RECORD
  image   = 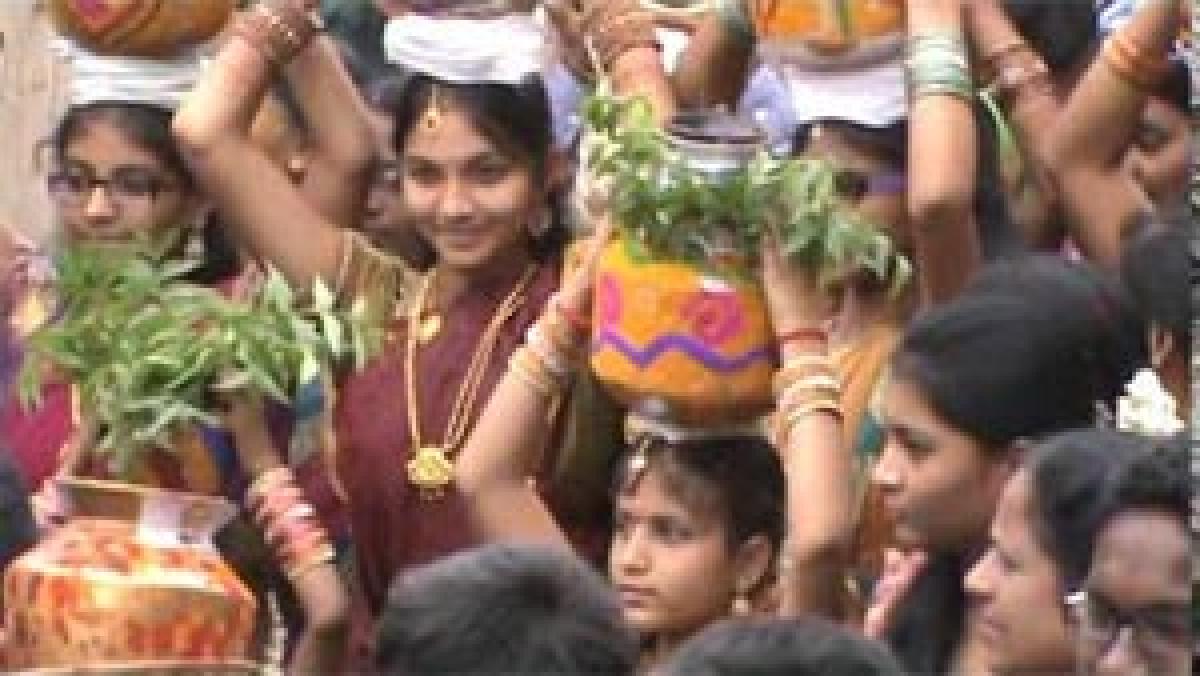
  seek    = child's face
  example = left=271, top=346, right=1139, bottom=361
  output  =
left=607, top=468, right=741, bottom=642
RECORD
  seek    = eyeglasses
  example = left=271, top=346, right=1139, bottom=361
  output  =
left=832, top=168, right=907, bottom=202
left=47, top=165, right=177, bottom=209
left=1065, top=590, right=1192, bottom=661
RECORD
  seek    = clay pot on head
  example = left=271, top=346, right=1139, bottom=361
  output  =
left=589, top=110, right=776, bottom=428
left=48, top=0, right=236, bottom=57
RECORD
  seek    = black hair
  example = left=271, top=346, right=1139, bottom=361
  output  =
left=50, top=103, right=239, bottom=285
left=1002, top=0, right=1098, bottom=76
left=1102, top=433, right=1190, bottom=529
left=794, top=120, right=908, bottom=171
left=1121, top=214, right=1193, bottom=355
left=663, top=617, right=905, bottom=676
left=883, top=553, right=970, bottom=675
left=615, top=436, right=786, bottom=557
left=52, top=103, right=191, bottom=187
left=374, top=543, right=637, bottom=676
left=1155, top=59, right=1191, bottom=114
left=384, top=74, right=569, bottom=262
left=1025, top=428, right=1149, bottom=593
left=892, top=255, right=1145, bottom=450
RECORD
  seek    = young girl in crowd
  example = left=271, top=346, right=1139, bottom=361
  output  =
left=455, top=204, right=855, bottom=671
left=867, top=255, right=1145, bottom=673
left=0, top=21, right=365, bottom=670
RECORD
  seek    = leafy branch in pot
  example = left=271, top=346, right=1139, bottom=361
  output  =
left=18, top=244, right=382, bottom=476
left=582, top=83, right=910, bottom=289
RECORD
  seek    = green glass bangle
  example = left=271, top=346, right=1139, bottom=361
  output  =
left=909, top=79, right=976, bottom=102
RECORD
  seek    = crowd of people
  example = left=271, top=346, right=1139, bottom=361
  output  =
left=0, top=0, right=1194, bottom=673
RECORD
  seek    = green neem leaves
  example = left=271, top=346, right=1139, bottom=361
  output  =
left=18, top=244, right=379, bottom=476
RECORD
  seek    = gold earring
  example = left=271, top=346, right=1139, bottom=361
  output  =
left=731, top=592, right=752, bottom=616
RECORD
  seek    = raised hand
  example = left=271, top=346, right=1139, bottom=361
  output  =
left=863, top=547, right=929, bottom=638
left=759, top=234, right=836, bottom=340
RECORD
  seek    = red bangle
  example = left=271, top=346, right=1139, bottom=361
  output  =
left=777, top=326, right=829, bottom=347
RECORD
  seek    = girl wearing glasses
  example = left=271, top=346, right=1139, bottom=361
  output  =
left=1076, top=436, right=1191, bottom=676
left=0, top=24, right=375, bottom=669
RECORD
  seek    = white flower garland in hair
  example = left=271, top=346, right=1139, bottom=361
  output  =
left=1115, top=369, right=1185, bottom=438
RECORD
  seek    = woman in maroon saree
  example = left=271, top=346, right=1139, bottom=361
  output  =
left=173, top=8, right=615, bottom=667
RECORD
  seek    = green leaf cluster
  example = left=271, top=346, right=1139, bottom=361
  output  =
left=582, top=84, right=910, bottom=289
left=17, top=244, right=381, bottom=476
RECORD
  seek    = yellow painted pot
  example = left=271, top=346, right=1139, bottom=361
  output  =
left=48, top=0, right=235, bottom=57
left=3, top=479, right=256, bottom=670
left=590, top=238, right=776, bottom=426
left=751, top=0, right=905, bottom=67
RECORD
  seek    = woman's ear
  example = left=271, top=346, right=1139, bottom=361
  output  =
left=1003, top=439, right=1032, bottom=473
left=544, top=148, right=573, bottom=195
left=733, top=534, right=774, bottom=594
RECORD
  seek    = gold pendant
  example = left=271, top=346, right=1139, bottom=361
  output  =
left=416, top=314, right=442, bottom=343
left=407, top=445, right=455, bottom=498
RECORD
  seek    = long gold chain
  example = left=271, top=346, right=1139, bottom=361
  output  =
left=403, top=264, right=538, bottom=497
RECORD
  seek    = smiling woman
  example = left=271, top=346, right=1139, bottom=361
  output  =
left=964, top=428, right=1147, bottom=675
left=170, top=6, right=609, bottom=669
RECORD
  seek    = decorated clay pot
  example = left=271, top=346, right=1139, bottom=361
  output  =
left=47, top=0, right=235, bottom=57
left=751, top=0, right=905, bottom=68
left=3, top=479, right=256, bottom=670
left=590, top=237, right=776, bottom=426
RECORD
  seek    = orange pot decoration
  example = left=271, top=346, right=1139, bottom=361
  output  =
left=3, top=481, right=256, bottom=670
left=751, top=0, right=905, bottom=65
left=48, top=0, right=235, bottom=57
left=590, top=238, right=776, bottom=426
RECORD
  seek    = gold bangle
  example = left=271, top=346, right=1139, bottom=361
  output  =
left=779, top=386, right=842, bottom=413
left=784, top=400, right=844, bottom=429
left=777, top=354, right=834, bottom=375
left=510, top=347, right=561, bottom=396
left=247, top=466, right=294, bottom=505
left=286, top=543, right=337, bottom=582
left=773, top=363, right=838, bottom=396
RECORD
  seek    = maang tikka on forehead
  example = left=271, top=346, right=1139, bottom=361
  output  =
left=422, top=85, right=445, bottom=131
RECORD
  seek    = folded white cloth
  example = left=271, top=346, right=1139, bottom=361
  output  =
left=768, top=55, right=908, bottom=128
left=383, top=13, right=551, bottom=84
left=53, top=38, right=207, bottom=111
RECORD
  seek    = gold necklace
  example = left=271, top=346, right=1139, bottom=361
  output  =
left=404, top=264, right=538, bottom=498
